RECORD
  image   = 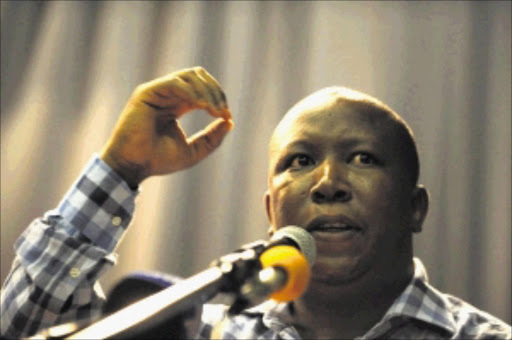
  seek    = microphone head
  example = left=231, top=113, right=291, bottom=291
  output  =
left=270, top=226, right=317, bottom=267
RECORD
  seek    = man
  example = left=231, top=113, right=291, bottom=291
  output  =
left=1, top=67, right=510, bottom=339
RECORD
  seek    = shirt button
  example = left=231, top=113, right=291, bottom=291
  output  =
left=112, top=216, right=122, bottom=226
left=69, top=267, right=80, bottom=278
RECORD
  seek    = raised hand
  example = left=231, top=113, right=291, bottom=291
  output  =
left=100, top=67, right=233, bottom=188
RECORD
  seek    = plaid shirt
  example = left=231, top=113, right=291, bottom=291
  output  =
left=1, top=155, right=510, bottom=339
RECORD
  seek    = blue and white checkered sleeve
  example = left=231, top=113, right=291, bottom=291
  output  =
left=0, top=154, right=139, bottom=338
left=55, top=154, right=137, bottom=252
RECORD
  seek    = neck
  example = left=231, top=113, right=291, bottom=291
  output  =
left=290, top=258, right=414, bottom=339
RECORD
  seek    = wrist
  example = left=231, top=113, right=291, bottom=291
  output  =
left=99, top=150, right=147, bottom=190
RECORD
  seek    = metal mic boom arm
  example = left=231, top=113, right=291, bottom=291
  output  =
left=66, top=246, right=265, bottom=339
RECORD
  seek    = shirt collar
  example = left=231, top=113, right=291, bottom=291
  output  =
left=243, top=299, right=289, bottom=330
left=243, top=257, right=457, bottom=336
left=379, top=257, right=457, bottom=335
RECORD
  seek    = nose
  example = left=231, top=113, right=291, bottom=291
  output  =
left=310, top=159, right=352, bottom=204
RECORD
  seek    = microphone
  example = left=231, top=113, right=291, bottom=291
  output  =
left=225, top=226, right=316, bottom=314
left=266, top=225, right=317, bottom=267
left=67, top=226, right=315, bottom=339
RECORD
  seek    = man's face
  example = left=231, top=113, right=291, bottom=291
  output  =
left=265, top=100, right=425, bottom=287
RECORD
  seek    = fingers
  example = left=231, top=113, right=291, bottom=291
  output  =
left=179, top=68, right=231, bottom=120
left=187, top=118, right=234, bottom=164
left=137, top=67, right=231, bottom=120
left=196, top=68, right=231, bottom=120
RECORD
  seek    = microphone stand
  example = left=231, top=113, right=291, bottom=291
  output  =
left=65, top=243, right=267, bottom=339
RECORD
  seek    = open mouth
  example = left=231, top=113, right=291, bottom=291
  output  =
left=310, top=223, right=361, bottom=233
left=306, top=216, right=363, bottom=234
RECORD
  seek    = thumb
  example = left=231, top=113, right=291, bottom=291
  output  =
left=188, top=118, right=234, bottom=164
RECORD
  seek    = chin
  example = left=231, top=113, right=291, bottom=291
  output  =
left=310, top=258, right=369, bottom=286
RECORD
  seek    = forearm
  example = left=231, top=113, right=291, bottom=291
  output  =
left=0, top=155, right=138, bottom=338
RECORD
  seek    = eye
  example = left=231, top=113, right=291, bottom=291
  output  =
left=350, top=152, right=379, bottom=166
left=287, top=154, right=315, bottom=170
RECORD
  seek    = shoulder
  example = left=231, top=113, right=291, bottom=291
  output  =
left=442, top=293, right=511, bottom=339
left=407, top=259, right=510, bottom=339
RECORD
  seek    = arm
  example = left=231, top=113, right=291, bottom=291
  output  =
left=1, top=67, right=232, bottom=338
left=0, top=156, right=137, bottom=338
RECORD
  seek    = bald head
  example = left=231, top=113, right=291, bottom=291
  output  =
left=269, top=86, right=420, bottom=187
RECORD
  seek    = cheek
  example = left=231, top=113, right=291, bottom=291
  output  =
left=359, top=176, right=412, bottom=236
left=270, top=175, right=311, bottom=227
left=354, top=174, right=406, bottom=216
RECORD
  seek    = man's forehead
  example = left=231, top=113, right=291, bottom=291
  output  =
left=270, top=89, right=398, bottom=149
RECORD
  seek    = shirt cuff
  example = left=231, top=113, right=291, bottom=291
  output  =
left=54, top=154, right=139, bottom=253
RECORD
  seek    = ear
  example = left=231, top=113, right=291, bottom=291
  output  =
left=263, top=190, right=274, bottom=237
left=410, top=185, right=429, bottom=233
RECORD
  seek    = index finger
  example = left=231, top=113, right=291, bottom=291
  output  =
left=196, top=68, right=232, bottom=120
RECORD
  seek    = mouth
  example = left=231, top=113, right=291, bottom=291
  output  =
left=306, top=215, right=363, bottom=234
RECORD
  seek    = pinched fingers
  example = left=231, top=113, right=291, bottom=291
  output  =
left=177, top=67, right=231, bottom=120
left=135, top=67, right=231, bottom=120
left=196, top=68, right=231, bottom=119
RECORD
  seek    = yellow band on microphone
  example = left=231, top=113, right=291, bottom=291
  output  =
left=259, top=245, right=310, bottom=302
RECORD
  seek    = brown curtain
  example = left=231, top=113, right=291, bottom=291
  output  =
left=1, top=1, right=510, bottom=323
